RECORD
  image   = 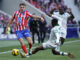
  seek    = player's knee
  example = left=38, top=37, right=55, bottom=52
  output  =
left=35, top=47, right=40, bottom=51
left=27, top=37, right=32, bottom=43
left=19, top=38, right=24, bottom=45
left=20, top=42, right=24, bottom=46
left=36, top=46, right=44, bottom=51
left=52, top=50, right=59, bottom=55
left=52, top=49, right=57, bottom=55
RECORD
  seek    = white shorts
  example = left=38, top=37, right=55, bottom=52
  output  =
left=60, top=28, right=67, bottom=39
left=42, top=41, right=60, bottom=51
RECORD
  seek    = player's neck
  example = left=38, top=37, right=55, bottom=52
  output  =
left=52, top=24, right=59, bottom=27
left=55, top=24, right=59, bottom=26
left=59, top=12, right=64, bottom=15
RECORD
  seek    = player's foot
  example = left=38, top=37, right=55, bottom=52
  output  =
left=68, top=53, right=75, bottom=59
left=20, top=52, right=29, bottom=58
left=28, top=50, right=32, bottom=55
left=28, top=49, right=33, bottom=55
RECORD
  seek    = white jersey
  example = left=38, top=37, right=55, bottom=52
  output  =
left=42, top=25, right=61, bottom=49
left=49, top=25, right=61, bottom=44
left=52, top=12, right=70, bottom=30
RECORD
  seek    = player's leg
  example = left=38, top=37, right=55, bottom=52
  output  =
left=25, top=37, right=32, bottom=52
left=40, top=31, right=43, bottom=43
left=52, top=49, right=75, bottom=58
left=19, top=38, right=28, bottom=54
left=30, top=41, right=56, bottom=55
left=16, top=31, right=28, bottom=55
left=32, top=31, right=35, bottom=44
left=60, top=37, right=65, bottom=45
left=32, top=45, right=44, bottom=54
left=19, top=38, right=29, bottom=58
left=36, top=30, right=40, bottom=44
left=60, top=28, right=67, bottom=45
left=18, top=29, right=32, bottom=58
left=42, top=31, right=46, bottom=43
left=23, top=29, right=33, bottom=52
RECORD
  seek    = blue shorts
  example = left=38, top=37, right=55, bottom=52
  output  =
left=16, top=29, right=31, bottom=39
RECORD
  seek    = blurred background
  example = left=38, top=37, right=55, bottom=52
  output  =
left=0, top=0, right=80, bottom=60
left=0, top=0, right=80, bottom=40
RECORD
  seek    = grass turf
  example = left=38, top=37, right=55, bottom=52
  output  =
left=0, top=38, right=80, bottom=60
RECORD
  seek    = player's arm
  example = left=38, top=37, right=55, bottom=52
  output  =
left=67, top=12, right=74, bottom=21
left=52, top=14, right=62, bottom=21
left=5, top=17, right=15, bottom=33
left=32, top=15, right=44, bottom=22
left=47, top=8, right=56, bottom=17
left=47, top=13, right=52, bottom=17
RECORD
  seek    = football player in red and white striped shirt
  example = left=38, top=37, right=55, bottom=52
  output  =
left=6, top=3, right=44, bottom=58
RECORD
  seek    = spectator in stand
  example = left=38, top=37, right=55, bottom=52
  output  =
left=6, top=27, right=11, bottom=34
left=29, top=13, right=35, bottom=32
left=25, top=0, right=66, bottom=14
left=39, top=14, right=47, bottom=43
left=74, top=0, right=78, bottom=5
left=49, top=1, right=57, bottom=12
left=30, top=18, right=40, bottom=44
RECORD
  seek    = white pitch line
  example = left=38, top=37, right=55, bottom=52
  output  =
left=64, top=40, right=80, bottom=44
left=0, top=40, right=80, bottom=55
left=0, top=47, right=36, bottom=55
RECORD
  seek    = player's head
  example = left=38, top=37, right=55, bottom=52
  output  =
left=59, top=8, right=64, bottom=15
left=19, top=3, right=26, bottom=12
left=51, top=18, right=58, bottom=27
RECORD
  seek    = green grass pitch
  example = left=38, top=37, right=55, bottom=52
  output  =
left=0, top=38, right=80, bottom=60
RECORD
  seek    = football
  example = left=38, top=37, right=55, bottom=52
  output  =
left=12, top=49, right=19, bottom=56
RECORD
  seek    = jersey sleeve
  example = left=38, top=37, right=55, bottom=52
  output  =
left=12, top=11, right=16, bottom=19
left=53, top=12, right=59, bottom=15
left=27, top=12, right=33, bottom=18
left=65, top=13, right=70, bottom=18
left=52, top=14, right=63, bottom=21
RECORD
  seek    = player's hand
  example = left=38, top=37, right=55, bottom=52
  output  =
left=40, top=17, right=44, bottom=22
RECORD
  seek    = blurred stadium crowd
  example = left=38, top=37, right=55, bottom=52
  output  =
left=0, top=12, right=10, bottom=27
left=26, top=0, right=77, bottom=24
left=26, top=0, right=66, bottom=14
left=74, top=0, right=80, bottom=9
left=0, top=0, right=80, bottom=41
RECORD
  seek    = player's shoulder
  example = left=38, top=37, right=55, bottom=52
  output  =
left=26, top=11, right=32, bottom=15
left=25, top=10, right=29, bottom=13
left=14, top=10, right=19, bottom=14
left=51, top=26, right=60, bottom=33
left=64, top=12, right=70, bottom=16
left=51, top=26, right=57, bottom=31
left=52, top=25, right=61, bottom=30
left=53, top=11, right=59, bottom=15
left=64, top=12, right=69, bottom=15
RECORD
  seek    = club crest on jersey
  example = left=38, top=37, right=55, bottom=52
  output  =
left=17, top=17, right=21, bottom=23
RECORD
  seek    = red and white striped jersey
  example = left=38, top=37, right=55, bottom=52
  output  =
left=13, top=10, right=32, bottom=31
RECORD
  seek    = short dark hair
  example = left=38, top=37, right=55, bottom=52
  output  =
left=19, top=3, right=26, bottom=6
left=51, top=18, right=58, bottom=27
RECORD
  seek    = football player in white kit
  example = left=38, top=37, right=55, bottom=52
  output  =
left=51, top=8, right=73, bottom=45
left=29, top=18, right=75, bottom=58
